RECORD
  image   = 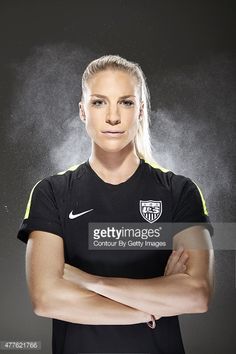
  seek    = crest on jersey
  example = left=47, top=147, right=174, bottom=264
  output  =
left=139, top=200, right=162, bottom=223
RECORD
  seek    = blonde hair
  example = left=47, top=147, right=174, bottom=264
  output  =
left=81, top=54, right=167, bottom=170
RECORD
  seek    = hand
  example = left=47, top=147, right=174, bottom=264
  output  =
left=164, top=246, right=189, bottom=276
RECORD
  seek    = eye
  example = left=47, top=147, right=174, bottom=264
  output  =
left=121, top=100, right=134, bottom=106
left=90, top=99, right=134, bottom=107
left=91, top=99, right=105, bottom=107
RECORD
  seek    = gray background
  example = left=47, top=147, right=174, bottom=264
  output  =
left=0, top=0, right=235, bottom=353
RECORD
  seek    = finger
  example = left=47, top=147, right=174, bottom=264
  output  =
left=165, top=250, right=175, bottom=270
left=176, top=245, right=184, bottom=254
left=165, top=259, right=187, bottom=276
left=171, top=246, right=187, bottom=267
left=172, top=252, right=189, bottom=274
left=165, top=248, right=185, bottom=274
left=173, top=250, right=189, bottom=267
left=165, top=249, right=189, bottom=276
left=164, top=249, right=177, bottom=275
left=166, top=248, right=181, bottom=267
left=164, top=250, right=178, bottom=275
left=179, top=251, right=189, bottom=264
left=164, top=246, right=187, bottom=275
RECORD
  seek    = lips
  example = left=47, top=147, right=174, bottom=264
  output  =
left=102, top=131, right=125, bottom=137
left=102, top=131, right=124, bottom=133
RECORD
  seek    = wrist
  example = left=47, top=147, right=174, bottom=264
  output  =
left=140, top=311, right=152, bottom=323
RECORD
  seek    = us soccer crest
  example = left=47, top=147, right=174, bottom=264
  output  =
left=139, top=200, right=162, bottom=223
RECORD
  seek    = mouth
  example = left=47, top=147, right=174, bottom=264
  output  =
left=102, top=131, right=125, bottom=136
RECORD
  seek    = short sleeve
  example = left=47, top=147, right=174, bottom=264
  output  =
left=171, top=175, right=214, bottom=237
left=17, top=178, right=63, bottom=244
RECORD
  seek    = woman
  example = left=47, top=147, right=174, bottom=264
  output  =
left=17, top=54, right=214, bottom=354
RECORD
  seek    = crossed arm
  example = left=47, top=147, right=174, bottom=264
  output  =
left=27, top=225, right=214, bottom=325
left=63, top=226, right=214, bottom=317
left=63, top=246, right=193, bottom=318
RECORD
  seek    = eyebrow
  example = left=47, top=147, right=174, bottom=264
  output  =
left=90, top=94, right=136, bottom=99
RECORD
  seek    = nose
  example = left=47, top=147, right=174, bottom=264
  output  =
left=106, top=105, right=121, bottom=125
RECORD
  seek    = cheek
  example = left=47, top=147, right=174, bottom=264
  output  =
left=85, top=116, right=106, bottom=142
left=126, top=114, right=139, bottom=131
left=86, top=120, right=98, bottom=137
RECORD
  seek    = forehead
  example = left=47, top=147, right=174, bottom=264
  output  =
left=86, top=69, right=139, bottom=95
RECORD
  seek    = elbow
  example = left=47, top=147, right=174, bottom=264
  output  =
left=34, top=305, right=46, bottom=317
left=32, top=291, right=51, bottom=317
left=192, top=280, right=212, bottom=313
left=34, top=306, right=45, bottom=317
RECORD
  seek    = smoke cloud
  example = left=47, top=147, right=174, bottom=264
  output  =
left=9, top=45, right=235, bottom=221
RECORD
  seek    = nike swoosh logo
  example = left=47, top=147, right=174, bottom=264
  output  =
left=69, top=209, right=94, bottom=219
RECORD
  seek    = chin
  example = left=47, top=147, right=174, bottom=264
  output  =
left=96, top=141, right=130, bottom=153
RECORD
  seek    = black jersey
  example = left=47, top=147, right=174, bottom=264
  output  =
left=17, top=158, right=214, bottom=354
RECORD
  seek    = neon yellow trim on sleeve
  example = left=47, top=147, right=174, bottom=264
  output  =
left=24, top=180, right=42, bottom=220
left=192, top=180, right=209, bottom=216
left=24, top=163, right=83, bottom=220
left=142, top=159, right=209, bottom=216
left=57, top=164, right=81, bottom=175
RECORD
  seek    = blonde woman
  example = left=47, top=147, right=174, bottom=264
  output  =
left=17, top=55, right=214, bottom=354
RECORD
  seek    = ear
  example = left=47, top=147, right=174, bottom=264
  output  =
left=78, top=101, right=86, bottom=122
left=139, top=101, right=144, bottom=120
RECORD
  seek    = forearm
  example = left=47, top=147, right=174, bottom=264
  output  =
left=34, top=277, right=151, bottom=325
left=62, top=249, right=206, bottom=319
left=92, top=273, right=207, bottom=317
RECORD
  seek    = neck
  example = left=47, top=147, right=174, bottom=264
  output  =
left=88, top=143, right=141, bottom=184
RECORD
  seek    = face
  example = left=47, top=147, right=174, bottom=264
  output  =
left=79, top=69, right=144, bottom=153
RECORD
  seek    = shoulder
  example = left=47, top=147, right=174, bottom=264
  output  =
left=144, top=159, right=208, bottom=212
left=143, top=159, right=191, bottom=191
left=28, top=161, right=87, bottom=198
